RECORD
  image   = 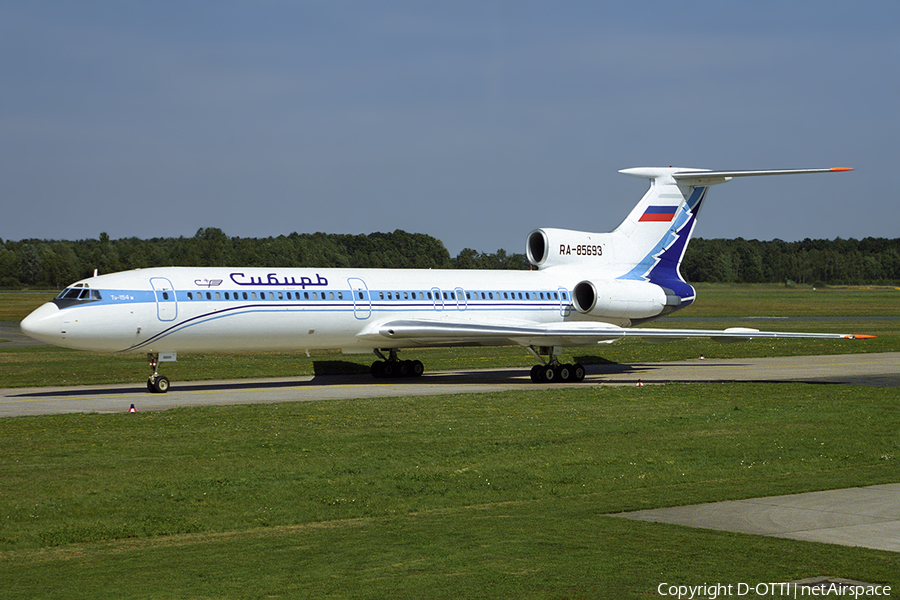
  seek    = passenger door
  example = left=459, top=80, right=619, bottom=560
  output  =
left=150, top=277, right=178, bottom=322
left=348, top=278, right=371, bottom=319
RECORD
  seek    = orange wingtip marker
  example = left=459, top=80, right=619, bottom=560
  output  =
left=846, top=334, right=877, bottom=339
left=830, top=167, right=854, bottom=172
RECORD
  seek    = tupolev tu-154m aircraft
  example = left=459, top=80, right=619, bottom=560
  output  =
left=21, top=166, right=871, bottom=393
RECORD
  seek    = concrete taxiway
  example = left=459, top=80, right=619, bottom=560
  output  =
left=1, top=352, right=898, bottom=418
left=615, top=483, right=900, bottom=553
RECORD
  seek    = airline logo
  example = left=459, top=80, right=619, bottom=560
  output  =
left=639, top=205, right=678, bottom=222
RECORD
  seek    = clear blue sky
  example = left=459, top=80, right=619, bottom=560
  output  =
left=2, top=1, right=897, bottom=255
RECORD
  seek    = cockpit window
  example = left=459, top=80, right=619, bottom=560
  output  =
left=53, top=285, right=102, bottom=308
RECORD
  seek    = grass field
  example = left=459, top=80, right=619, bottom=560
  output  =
left=1, top=285, right=898, bottom=598
left=1, top=384, right=898, bottom=598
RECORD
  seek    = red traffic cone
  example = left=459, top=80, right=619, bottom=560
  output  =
left=129, top=404, right=137, bottom=413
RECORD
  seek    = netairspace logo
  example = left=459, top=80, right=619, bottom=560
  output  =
left=657, top=582, right=893, bottom=599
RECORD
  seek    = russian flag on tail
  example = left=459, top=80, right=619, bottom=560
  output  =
left=639, top=205, right=678, bottom=222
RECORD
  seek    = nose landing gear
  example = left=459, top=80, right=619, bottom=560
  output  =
left=147, top=353, right=170, bottom=393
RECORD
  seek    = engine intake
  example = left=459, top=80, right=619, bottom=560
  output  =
left=572, top=279, right=677, bottom=320
left=526, top=229, right=548, bottom=266
left=526, top=228, right=610, bottom=268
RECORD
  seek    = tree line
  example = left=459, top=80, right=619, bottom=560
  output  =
left=0, top=228, right=527, bottom=289
left=681, top=237, right=900, bottom=286
left=1, top=228, right=897, bottom=288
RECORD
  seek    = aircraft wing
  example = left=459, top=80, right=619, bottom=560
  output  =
left=363, top=319, right=871, bottom=348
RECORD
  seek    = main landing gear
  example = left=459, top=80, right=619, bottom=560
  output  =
left=368, top=347, right=586, bottom=384
left=147, top=353, right=170, bottom=393
left=529, top=363, right=586, bottom=383
left=526, top=346, right=586, bottom=384
left=371, top=349, right=425, bottom=379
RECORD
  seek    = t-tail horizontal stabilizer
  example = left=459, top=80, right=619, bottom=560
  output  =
left=613, top=166, right=854, bottom=309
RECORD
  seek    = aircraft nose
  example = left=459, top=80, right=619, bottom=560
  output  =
left=20, top=302, right=62, bottom=345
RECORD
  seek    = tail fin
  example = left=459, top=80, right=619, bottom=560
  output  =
left=613, top=167, right=853, bottom=305
left=526, top=167, right=852, bottom=304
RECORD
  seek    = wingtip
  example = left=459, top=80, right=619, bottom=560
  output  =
left=845, top=334, right=877, bottom=339
left=830, top=167, right=854, bottom=172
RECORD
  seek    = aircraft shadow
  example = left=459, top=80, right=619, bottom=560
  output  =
left=7, top=379, right=317, bottom=398
left=8, top=362, right=639, bottom=397
left=11, top=358, right=893, bottom=398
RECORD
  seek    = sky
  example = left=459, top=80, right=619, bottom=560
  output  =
left=1, top=1, right=897, bottom=256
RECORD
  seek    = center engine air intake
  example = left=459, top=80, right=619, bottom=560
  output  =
left=526, top=229, right=548, bottom=266
left=526, top=228, right=610, bottom=268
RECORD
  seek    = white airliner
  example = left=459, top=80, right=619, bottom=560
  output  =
left=21, top=166, right=868, bottom=393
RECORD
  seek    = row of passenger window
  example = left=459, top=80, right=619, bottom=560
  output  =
left=184, top=289, right=569, bottom=302
left=187, top=290, right=345, bottom=301
left=469, top=290, right=567, bottom=301
left=379, top=290, right=568, bottom=301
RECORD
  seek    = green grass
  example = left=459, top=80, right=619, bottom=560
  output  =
left=669, top=283, right=900, bottom=318
left=0, top=290, right=58, bottom=321
left=1, top=384, right=898, bottom=597
left=3, top=502, right=896, bottom=599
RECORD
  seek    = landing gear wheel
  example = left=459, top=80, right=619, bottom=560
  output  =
left=538, top=365, right=556, bottom=383
left=149, top=375, right=170, bottom=394
left=410, top=360, right=425, bottom=377
left=572, top=363, right=586, bottom=382
left=555, top=364, right=572, bottom=382
left=155, top=376, right=170, bottom=393
left=398, top=360, right=411, bottom=377
left=371, top=361, right=386, bottom=378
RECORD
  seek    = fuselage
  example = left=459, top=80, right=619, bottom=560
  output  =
left=20, top=265, right=676, bottom=356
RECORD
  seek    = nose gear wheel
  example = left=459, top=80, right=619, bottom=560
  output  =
left=147, top=353, right=171, bottom=393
